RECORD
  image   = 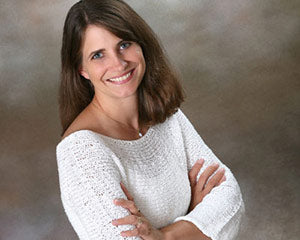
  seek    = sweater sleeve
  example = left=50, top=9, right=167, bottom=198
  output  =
left=173, top=110, right=245, bottom=240
left=56, top=132, right=141, bottom=240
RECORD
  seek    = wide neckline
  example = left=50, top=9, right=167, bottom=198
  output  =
left=57, top=124, right=155, bottom=148
left=56, top=109, right=182, bottom=149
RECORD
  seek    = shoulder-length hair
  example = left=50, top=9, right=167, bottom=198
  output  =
left=59, top=0, right=185, bottom=136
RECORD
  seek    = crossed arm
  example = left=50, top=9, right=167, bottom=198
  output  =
left=112, top=159, right=225, bottom=240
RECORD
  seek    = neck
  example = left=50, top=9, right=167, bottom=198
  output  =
left=92, top=94, right=140, bottom=130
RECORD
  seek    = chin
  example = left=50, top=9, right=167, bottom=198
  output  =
left=116, top=89, right=138, bottom=99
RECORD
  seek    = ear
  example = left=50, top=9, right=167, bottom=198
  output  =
left=79, top=68, right=90, bottom=80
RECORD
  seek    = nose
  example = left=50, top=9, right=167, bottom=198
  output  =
left=109, top=52, right=128, bottom=71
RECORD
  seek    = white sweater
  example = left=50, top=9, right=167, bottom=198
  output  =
left=56, top=109, right=245, bottom=240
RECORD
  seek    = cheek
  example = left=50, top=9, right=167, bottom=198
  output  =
left=134, top=45, right=144, bottom=58
left=88, top=64, right=107, bottom=81
left=134, top=46, right=146, bottom=66
left=135, top=46, right=142, bottom=55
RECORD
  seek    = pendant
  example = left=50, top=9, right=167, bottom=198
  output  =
left=138, top=132, right=143, bottom=137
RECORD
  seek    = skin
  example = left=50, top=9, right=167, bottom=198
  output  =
left=79, top=24, right=146, bottom=134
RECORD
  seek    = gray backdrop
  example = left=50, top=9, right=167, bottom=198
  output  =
left=1, top=0, right=299, bottom=239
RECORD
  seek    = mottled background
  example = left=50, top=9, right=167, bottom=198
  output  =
left=0, top=0, right=299, bottom=239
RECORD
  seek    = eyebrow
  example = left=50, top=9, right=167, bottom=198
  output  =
left=88, top=40, right=125, bottom=60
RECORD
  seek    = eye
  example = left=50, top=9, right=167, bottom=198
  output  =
left=92, top=52, right=103, bottom=60
left=120, top=42, right=131, bottom=50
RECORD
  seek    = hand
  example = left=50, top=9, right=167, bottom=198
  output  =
left=188, top=159, right=226, bottom=212
left=112, top=182, right=165, bottom=240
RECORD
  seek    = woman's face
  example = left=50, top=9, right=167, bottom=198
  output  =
left=80, top=25, right=146, bottom=101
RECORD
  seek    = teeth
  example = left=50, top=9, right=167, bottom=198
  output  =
left=109, top=71, right=131, bottom=82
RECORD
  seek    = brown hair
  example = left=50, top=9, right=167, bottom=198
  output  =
left=59, top=0, right=185, bottom=135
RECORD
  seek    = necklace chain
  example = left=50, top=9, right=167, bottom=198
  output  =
left=91, top=101, right=143, bottom=138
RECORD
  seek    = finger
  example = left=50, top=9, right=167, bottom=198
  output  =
left=112, top=214, right=137, bottom=226
left=121, top=219, right=149, bottom=236
left=121, top=228, right=139, bottom=237
left=113, top=198, right=140, bottom=215
left=196, top=163, right=219, bottom=190
left=120, top=182, right=134, bottom=201
left=203, top=168, right=225, bottom=195
left=217, top=175, right=226, bottom=186
left=188, top=159, right=204, bottom=187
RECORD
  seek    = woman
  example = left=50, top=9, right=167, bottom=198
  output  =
left=56, top=0, right=245, bottom=239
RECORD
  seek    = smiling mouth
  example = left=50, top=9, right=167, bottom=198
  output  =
left=107, top=69, right=135, bottom=84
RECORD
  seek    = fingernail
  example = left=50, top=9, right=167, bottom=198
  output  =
left=113, top=199, right=120, bottom=204
left=219, top=168, right=225, bottom=173
left=197, top=159, right=204, bottom=164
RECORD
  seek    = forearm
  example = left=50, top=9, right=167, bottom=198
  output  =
left=160, top=220, right=211, bottom=240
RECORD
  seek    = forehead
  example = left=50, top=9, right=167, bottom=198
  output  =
left=81, top=25, right=121, bottom=55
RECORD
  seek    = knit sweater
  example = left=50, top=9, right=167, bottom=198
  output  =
left=56, top=109, right=245, bottom=240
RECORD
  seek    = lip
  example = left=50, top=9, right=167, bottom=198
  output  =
left=107, top=68, right=135, bottom=85
left=109, top=69, right=133, bottom=80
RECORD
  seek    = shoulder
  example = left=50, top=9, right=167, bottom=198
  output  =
left=173, top=108, right=188, bottom=120
left=56, top=106, right=113, bottom=159
left=56, top=130, right=104, bottom=159
left=56, top=107, right=112, bottom=163
left=173, top=108, right=194, bottom=126
left=56, top=130, right=119, bottom=174
left=171, top=108, right=201, bottom=138
left=61, top=106, right=95, bottom=140
left=61, top=103, right=107, bottom=142
left=56, top=130, right=122, bottom=189
left=168, top=108, right=191, bottom=128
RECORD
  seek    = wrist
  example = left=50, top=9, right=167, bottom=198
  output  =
left=160, top=226, right=175, bottom=240
left=160, top=220, right=211, bottom=240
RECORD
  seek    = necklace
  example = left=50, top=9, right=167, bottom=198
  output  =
left=91, top=102, right=143, bottom=138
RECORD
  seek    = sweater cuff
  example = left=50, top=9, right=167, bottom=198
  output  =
left=172, top=198, right=244, bottom=240
left=173, top=215, right=216, bottom=239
